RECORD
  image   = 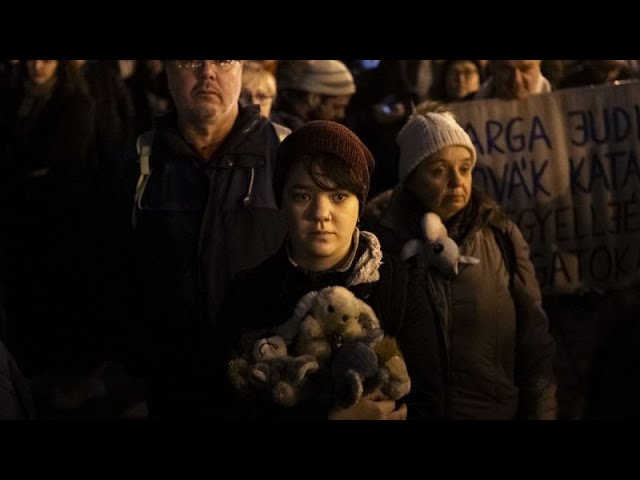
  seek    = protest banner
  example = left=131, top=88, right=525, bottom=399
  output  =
left=449, top=82, right=640, bottom=293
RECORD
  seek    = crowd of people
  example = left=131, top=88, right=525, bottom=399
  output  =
left=0, top=59, right=638, bottom=420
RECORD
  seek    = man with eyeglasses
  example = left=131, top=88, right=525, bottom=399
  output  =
left=129, top=59, right=288, bottom=418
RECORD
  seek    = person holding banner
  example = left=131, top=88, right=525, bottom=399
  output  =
left=370, top=111, right=558, bottom=420
left=474, top=60, right=551, bottom=100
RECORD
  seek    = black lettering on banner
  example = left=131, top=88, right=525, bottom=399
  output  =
left=589, top=245, right=612, bottom=282
left=551, top=251, right=572, bottom=287
left=624, top=195, right=640, bottom=233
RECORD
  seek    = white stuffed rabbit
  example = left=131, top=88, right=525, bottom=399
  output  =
left=401, top=212, right=479, bottom=275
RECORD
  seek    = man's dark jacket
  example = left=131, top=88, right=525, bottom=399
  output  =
left=132, top=106, right=287, bottom=417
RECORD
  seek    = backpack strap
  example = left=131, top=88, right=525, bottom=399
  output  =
left=132, top=130, right=154, bottom=229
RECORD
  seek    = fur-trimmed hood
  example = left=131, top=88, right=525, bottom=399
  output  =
left=285, top=228, right=383, bottom=287
left=346, top=230, right=382, bottom=286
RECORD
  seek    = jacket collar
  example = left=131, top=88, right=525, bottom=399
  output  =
left=150, top=104, right=269, bottom=169
left=346, top=231, right=382, bottom=286
left=283, top=229, right=382, bottom=288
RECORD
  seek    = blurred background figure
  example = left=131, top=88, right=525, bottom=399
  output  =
left=347, top=60, right=439, bottom=198
left=558, top=60, right=637, bottom=89
left=341, top=59, right=381, bottom=79
left=0, top=60, right=110, bottom=412
left=361, top=100, right=452, bottom=227
left=129, top=60, right=172, bottom=136
left=540, top=60, right=566, bottom=90
left=429, top=60, right=484, bottom=103
left=0, top=338, right=36, bottom=419
left=273, top=60, right=356, bottom=130
left=247, top=60, right=278, bottom=75
left=474, top=60, right=551, bottom=100
left=70, top=60, right=136, bottom=169
left=584, top=280, right=640, bottom=419
left=0, top=60, right=23, bottom=95
left=240, top=62, right=277, bottom=118
left=108, top=60, right=137, bottom=82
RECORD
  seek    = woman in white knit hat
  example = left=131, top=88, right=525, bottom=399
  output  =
left=368, top=111, right=558, bottom=420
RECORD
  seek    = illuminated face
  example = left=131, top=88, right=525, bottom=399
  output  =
left=27, top=60, right=58, bottom=85
left=405, top=146, right=473, bottom=221
left=445, top=61, right=481, bottom=100
left=282, top=162, right=360, bottom=271
left=166, top=60, right=242, bottom=125
left=491, top=60, right=543, bottom=100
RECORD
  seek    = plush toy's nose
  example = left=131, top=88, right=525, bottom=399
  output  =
left=342, top=315, right=349, bottom=322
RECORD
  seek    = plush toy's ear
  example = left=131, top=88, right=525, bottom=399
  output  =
left=454, top=255, right=480, bottom=275
left=422, top=212, right=447, bottom=241
left=358, top=302, right=381, bottom=330
left=253, top=336, right=287, bottom=361
left=295, top=358, right=320, bottom=382
left=277, top=291, right=320, bottom=340
left=400, top=239, right=424, bottom=261
left=459, top=255, right=480, bottom=266
left=295, top=291, right=320, bottom=318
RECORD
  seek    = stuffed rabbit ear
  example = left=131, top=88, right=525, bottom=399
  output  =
left=459, top=255, right=480, bottom=266
left=422, top=212, right=448, bottom=241
left=400, top=239, right=424, bottom=261
left=454, top=255, right=480, bottom=275
left=277, top=291, right=319, bottom=340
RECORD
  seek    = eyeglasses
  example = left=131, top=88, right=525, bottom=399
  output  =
left=240, top=90, right=274, bottom=104
left=174, top=60, right=239, bottom=71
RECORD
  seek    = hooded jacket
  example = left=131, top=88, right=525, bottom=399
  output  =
left=133, top=105, right=288, bottom=417
left=372, top=187, right=557, bottom=420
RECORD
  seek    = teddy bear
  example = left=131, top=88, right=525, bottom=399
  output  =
left=276, top=286, right=381, bottom=365
left=374, top=336, right=412, bottom=400
left=331, top=340, right=387, bottom=408
left=276, top=286, right=411, bottom=408
left=401, top=212, right=479, bottom=276
left=331, top=331, right=412, bottom=408
left=227, top=335, right=319, bottom=407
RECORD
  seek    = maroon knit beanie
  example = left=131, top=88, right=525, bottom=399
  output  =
left=274, top=120, right=375, bottom=209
